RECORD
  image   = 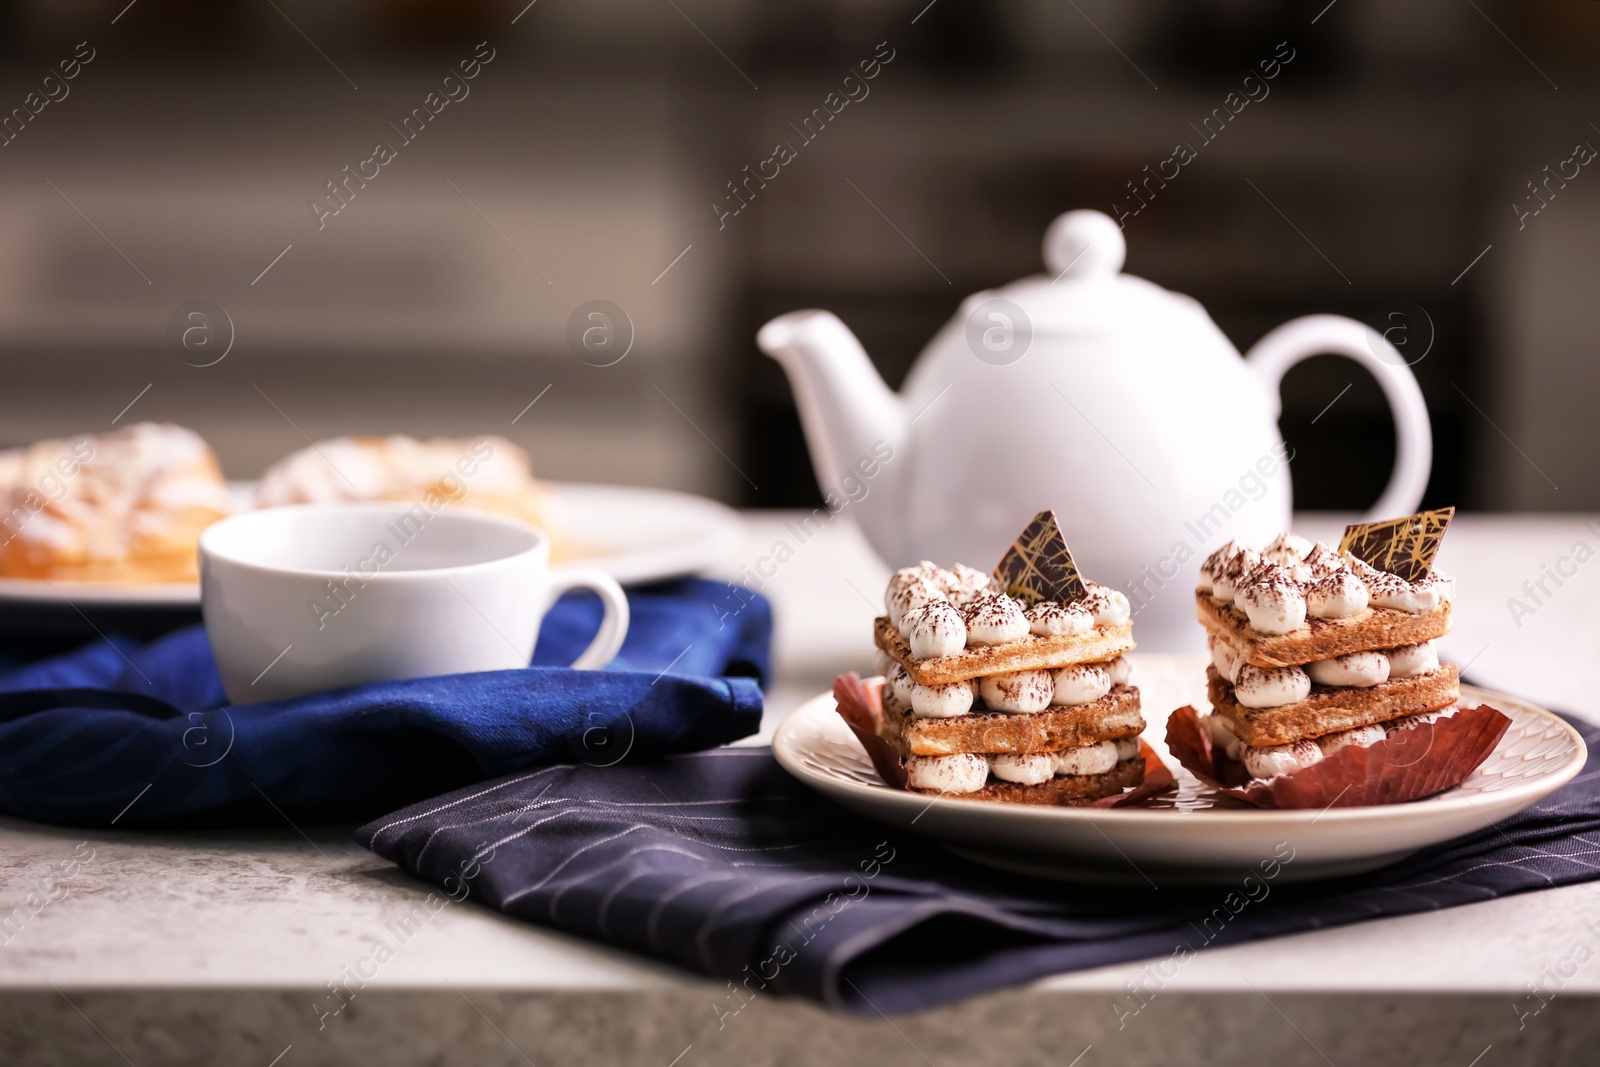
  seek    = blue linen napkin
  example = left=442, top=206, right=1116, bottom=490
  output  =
left=0, top=579, right=769, bottom=829
left=361, top=715, right=1600, bottom=1015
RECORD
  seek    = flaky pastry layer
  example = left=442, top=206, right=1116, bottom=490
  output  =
left=905, top=757, right=1145, bottom=804
left=875, top=616, right=1134, bottom=686
left=1196, top=591, right=1451, bottom=669
left=1207, top=664, right=1461, bottom=747
left=882, top=685, right=1144, bottom=757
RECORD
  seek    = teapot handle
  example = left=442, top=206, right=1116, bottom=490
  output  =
left=1244, top=314, right=1432, bottom=520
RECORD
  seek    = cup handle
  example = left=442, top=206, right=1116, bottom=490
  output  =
left=1244, top=314, right=1433, bottom=520
left=546, top=568, right=630, bottom=670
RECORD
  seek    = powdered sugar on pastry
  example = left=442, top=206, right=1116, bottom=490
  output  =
left=0, top=423, right=232, bottom=583
left=15, top=511, right=75, bottom=549
left=257, top=435, right=519, bottom=502
left=254, top=433, right=566, bottom=555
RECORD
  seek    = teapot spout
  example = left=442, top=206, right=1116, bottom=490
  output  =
left=757, top=310, right=908, bottom=561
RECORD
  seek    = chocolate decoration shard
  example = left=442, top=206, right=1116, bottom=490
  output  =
left=1339, top=507, right=1455, bottom=584
left=992, top=510, right=1087, bottom=607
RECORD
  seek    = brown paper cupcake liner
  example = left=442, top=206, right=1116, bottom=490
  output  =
left=1086, top=739, right=1176, bottom=809
left=1165, top=702, right=1511, bottom=810
left=831, top=673, right=1175, bottom=807
left=833, top=672, right=910, bottom=790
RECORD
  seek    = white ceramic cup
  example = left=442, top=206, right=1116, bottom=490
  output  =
left=199, top=503, right=629, bottom=705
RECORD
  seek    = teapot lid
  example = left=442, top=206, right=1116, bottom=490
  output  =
left=1042, top=209, right=1127, bottom=279
left=965, top=210, right=1208, bottom=337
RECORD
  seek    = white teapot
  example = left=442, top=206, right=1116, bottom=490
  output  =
left=757, top=209, right=1431, bottom=652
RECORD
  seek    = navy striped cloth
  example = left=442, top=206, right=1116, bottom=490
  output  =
left=362, top=715, right=1600, bottom=1015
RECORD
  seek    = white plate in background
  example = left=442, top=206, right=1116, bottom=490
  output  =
left=0, top=481, right=745, bottom=609
left=772, top=654, right=1588, bottom=885
left=549, top=482, right=743, bottom=586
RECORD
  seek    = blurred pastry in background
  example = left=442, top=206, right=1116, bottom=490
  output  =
left=0, top=422, right=234, bottom=583
left=254, top=434, right=568, bottom=557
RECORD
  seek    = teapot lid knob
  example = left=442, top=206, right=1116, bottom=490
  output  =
left=1043, top=210, right=1125, bottom=279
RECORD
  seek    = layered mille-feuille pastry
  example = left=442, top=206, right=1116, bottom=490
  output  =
left=861, top=511, right=1147, bottom=804
left=1192, top=508, right=1466, bottom=786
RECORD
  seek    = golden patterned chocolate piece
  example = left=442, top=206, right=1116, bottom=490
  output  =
left=1339, top=507, right=1455, bottom=584
left=992, top=509, right=1086, bottom=607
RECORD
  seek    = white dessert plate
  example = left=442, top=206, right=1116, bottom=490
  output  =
left=772, top=654, right=1589, bottom=885
left=0, top=481, right=744, bottom=610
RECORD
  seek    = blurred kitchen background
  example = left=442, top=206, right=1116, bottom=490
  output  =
left=0, top=0, right=1595, bottom=511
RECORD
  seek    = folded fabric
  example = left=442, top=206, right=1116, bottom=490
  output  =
left=0, top=579, right=768, bottom=829
left=534, top=578, right=770, bottom=685
left=362, top=715, right=1600, bottom=1015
